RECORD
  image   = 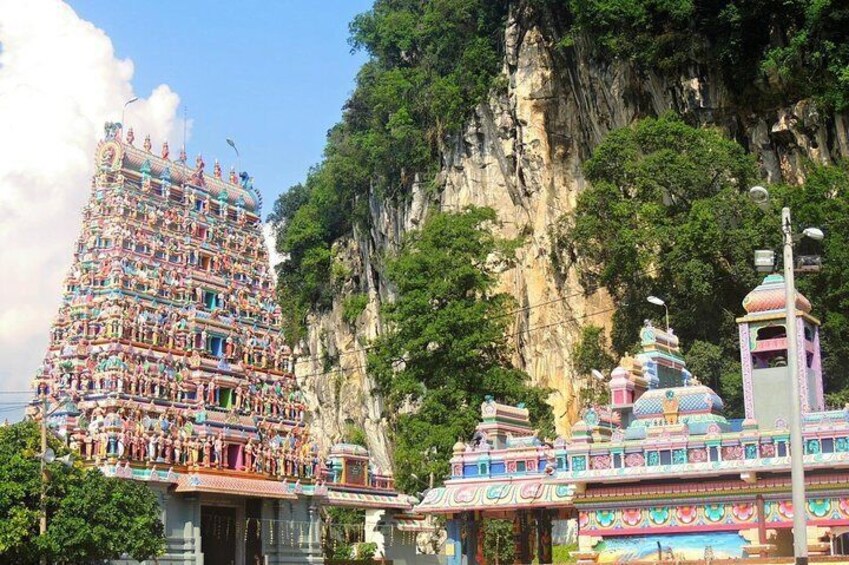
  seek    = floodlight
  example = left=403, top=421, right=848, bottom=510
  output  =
left=754, top=249, right=776, bottom=273
left=749, top=186, right=770, bottom=209
left=802, top=227, right=824, bottom=241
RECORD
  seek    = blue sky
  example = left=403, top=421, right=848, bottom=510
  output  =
left=0, top=1, right=374, bottom=419
left=70, top=1, right=373, bottom=215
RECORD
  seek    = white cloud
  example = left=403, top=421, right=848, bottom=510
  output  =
left=0, top=0, right=186, bottom=411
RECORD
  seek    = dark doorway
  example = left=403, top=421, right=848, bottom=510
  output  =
left=201, top=505, right=237, bottom=565
left=245, top=498, right=263, bottom=565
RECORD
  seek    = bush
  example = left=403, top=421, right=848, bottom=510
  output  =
left=342, top=293, right=369, bottom=325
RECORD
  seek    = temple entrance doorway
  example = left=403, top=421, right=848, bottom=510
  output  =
left=245, top=498, right=263, bottom=565
left=201, top=505, right=237, bottom=565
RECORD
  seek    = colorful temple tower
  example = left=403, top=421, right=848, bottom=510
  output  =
left=30, top=123, right=413, bottom=565
left=418, top=275, right=849, bottom=563
left=739, top=273, right=825, bottom=426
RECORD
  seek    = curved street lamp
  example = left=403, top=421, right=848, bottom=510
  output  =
left=121, top=96, right=139, bottom=128
left=646, top=295, right=670, bottom=331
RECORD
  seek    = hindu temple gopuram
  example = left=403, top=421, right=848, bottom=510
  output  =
left=29, top=123, right=424, bottom=565
left=418, top=274, right=849, bottom=563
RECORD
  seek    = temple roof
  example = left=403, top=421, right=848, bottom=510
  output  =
left=742, top=274, right=812, bottom=315
left=632, top=385, right=724, bottom=419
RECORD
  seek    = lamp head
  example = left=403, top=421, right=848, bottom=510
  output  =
left=38, top=448, right=55, bottom=464
left=591, top=369, right=606, bottom=381
left=802, top=227, right=824, bottom=241
left=749, top=186, right=770, bottom=209
left=125, top=96, right=139, bottom=106
left=647, top=295, right=665, bottom=307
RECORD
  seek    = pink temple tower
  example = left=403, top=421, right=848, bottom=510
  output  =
left=737, top=274, right=825, bottom=428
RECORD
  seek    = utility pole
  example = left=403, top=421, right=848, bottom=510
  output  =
left=40, top=396, right=48, bottom=565
left=782, top=206, right=808, bottom=564
left=749, top=185, right=822, bottom=564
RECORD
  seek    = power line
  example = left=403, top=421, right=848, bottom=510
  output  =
left=294, top=301, right=622, bottom=381
left=293, top=266, right=744, bottom=382
left=301, top=265, right=665, bottom=365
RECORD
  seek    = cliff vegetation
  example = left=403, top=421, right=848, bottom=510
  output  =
left=271, top=0, right=849, bottom=484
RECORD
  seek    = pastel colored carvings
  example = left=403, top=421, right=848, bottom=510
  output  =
left=581, top=497, right=849, bottom=536
left=32, top=133, right=393, bottom=494
left=420, top=275, right=849, bottom=562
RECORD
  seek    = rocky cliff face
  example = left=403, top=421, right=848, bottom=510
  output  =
left=295, top=7, right=849, bottom=469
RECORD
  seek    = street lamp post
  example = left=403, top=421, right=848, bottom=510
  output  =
left=781, top=205, right=809, bottom=565
left=36, top=395, right=73, bottom=565
left=751, top=185, right=823, bottom=565
left=121, top=96, right=139, bottom=129
left=226, top=138, right=240, bottom=174
left=39, top=397, right=48, bottom=565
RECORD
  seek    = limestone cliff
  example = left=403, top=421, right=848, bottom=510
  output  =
left=295, top=7, right=849, bottom=469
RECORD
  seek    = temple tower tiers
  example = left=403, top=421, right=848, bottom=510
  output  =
left=738, top=274, right=825, bottom=428
left=27, top=124, right=423, bottom=565
left=607, top=321, right=692, bottom=429
left=30, top=121, right=322, bottom=481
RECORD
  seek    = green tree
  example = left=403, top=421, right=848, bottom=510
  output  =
left=573, top=325, right=615, bottom=407
left=563, top=114, right=765, bottom=356
left=563, top=114, right=849, bottom=413
left=779, top=164, right=849, bottom=403
left=0, top=421, right=165, bottom=565
left=483, top=519, right=514, bottom=565
left=368, top=207, right=552, bottom=492
left=321, top=506, right=366, bottom=560
left=270, top=1, right=513, bottom=341
left=565, top=1, right=849, bottom=111
left=685, top=340, right=744, bottom=419
left=561, top=114, right=766, bottom=415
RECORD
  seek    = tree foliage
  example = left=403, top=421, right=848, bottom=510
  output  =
left=566, top=0, right=849, bottom=110
left=271, top=1, right=849, bottom=344
left=367, top=207, right=552, bottom=493
left=563, top=114, right=849, bottom=414
left=0, top=421, right=165, bottom=565
left=483, top=519, right=514, bottom=565
left=573, top=325, right=615, bottom=407
left=270, top=0, right=511, bottom=341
